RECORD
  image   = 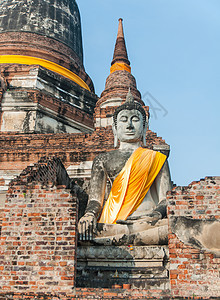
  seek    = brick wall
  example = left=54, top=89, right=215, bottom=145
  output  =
left=0, top=127, right=167, bottom=173
left=167, top=176, right=220, bottom=299
left=0, top=159, right=78, bottom=295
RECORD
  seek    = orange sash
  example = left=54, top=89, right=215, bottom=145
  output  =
left=98, top=147, right=166, bottom=224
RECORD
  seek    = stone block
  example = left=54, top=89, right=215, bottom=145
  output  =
left=77, top=245, right=169, bottom=289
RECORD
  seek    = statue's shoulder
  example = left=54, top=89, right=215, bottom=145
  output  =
left=93, top=149, right=120, bottom=162
left=142, top=147, right=168, bottom=159
left=91, top=150, right=118, bottom=167
left=151, top=145, right=170, bottom=158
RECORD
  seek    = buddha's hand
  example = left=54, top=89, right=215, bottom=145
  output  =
left=78, top=212, right=97, bottom=240
left=116, top=211, right=162, bottom=225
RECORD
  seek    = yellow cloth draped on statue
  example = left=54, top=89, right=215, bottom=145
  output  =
left=98, top=147, right=166, bottom=224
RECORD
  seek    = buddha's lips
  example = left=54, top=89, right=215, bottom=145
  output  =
left=124, top=131, right=135, bottom=135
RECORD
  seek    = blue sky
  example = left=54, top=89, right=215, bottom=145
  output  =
left=78, top=0, right=219, bottom=186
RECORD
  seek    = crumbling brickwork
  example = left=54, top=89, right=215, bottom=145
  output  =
left=0, top=158, right=78, bottom=294
left=167, top=176, right=220, bottom=299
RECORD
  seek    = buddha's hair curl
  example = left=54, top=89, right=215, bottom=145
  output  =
left=113, top=102, right=147, bottom=127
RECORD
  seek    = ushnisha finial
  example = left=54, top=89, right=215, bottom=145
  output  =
left=113, top=88, right=147, bottom=126
left=125, top=88, right=134, bottom=104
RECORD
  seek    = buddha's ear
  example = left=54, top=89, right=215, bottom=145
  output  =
left=142, top=120, right=149, bottom=147
left=112, top=123, right=118, bottom=148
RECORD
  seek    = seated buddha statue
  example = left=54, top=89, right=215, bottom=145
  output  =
left=78, top=90, right=172, bottom=245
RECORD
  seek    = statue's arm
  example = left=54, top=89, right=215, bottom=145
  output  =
left=78, top=155, right=107, bottom=236
left=154, top=160, right=172, bottom=217
left=85, top=155, right=107, bottom=217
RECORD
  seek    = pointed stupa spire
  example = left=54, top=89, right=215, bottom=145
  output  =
left=110, top=18, right=131, bottom=74
left=97, top=18, right=145, bottom=110
left=117, top=18, right=124, bottom=38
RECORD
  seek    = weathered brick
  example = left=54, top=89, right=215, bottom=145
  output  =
left=0, top=168, right=78, bottom=295
left=168, top=176, right=220, bottom=298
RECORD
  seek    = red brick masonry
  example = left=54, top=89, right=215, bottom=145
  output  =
left=0, top=183, right=78, bottom=294
left=167, top=176, right=220, bottom=299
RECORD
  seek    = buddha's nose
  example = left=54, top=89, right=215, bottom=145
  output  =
left=126, top=119, right=134, bottom=130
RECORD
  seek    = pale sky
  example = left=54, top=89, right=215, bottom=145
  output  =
left=78, top=0, right=219, bottom=186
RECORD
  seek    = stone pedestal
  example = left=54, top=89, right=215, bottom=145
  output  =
left=76, top=245, right=170, bottom=289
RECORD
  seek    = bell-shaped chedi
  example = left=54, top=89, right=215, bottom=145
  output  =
left=97, top=18, right=144, bottom=108
left=0, top=0, right=94, bottom=92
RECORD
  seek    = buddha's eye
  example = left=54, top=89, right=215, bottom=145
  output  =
left=119, top=116, right=128, bottom=122
left=132, top=116, right=140, bottom=122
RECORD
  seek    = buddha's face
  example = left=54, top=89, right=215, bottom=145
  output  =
left=116, top=109, right=144, bottom=143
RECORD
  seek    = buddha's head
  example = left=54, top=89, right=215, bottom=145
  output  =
left=113, top=89, right=148, bottom=147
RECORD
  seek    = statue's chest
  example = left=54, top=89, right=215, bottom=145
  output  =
left=105, top=153, right=131, bottom=181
